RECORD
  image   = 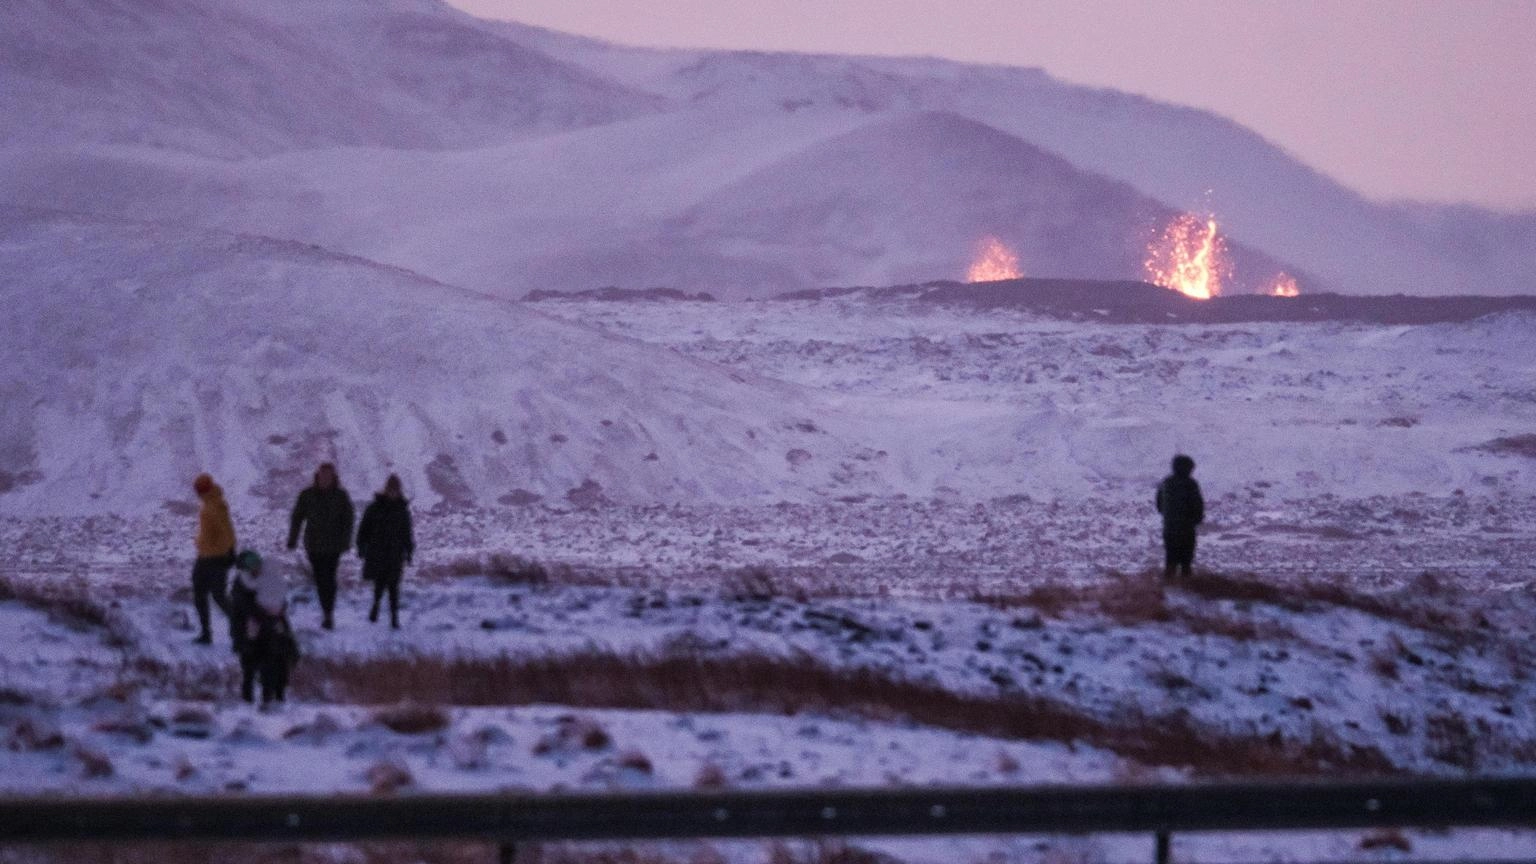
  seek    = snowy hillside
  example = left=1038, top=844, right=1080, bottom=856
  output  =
left=0, top=209, right=906, bottom=515
left=0, top=0, right=662, bottom=155
left=532, top=294, right=1536, bottom=509
left=4, top=204, right=1532, bottom=519
left=3, top=0, right=1532, bottom=299
left=505, top=20, right=1536, bottom=296
left=666, top=111, right=1294, bottom=293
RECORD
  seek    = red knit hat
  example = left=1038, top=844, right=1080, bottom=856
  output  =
left=193, top=473, right=214, bottom=495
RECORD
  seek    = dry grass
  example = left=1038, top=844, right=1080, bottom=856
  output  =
left=365, top=760, right=414, bottom=795
left=533, top=715, right=613, bottom=755
left=0, top=572, right=115, bottom=631
left=1424, top=712, right=1478, bottom=770
left=1180, top=570, right=1474, bottom=639
left=419, top=552, right=564, bottom=586
left=71, top=744, right=115, bottom=779
left=372, top=702, right=451, bottom=735
left=972, top=572, right=1298, bottom=643
left=295, top=649, right=1394, bottom=778
left=1359, top=828, right=1413, bottom=852
left=692, top=761, right=729, bottom=789
left=616, top=750, right=653, bottom=774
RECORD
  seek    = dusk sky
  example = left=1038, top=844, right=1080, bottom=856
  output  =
left=448, top=0, right=1536, bottom=211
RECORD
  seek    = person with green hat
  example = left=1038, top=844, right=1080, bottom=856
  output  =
left=231, top=549, right=300, bottom=706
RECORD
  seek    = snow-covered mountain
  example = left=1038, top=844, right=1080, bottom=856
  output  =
left=0, top=208, right=899, bottom=514
left=3, top=0, right=1532, bottom=299
left=501, top=20, right=1536, bottom=297
left=0, top=0, right=661, bottom=156
left=664, top=111, right=1294, bottom=293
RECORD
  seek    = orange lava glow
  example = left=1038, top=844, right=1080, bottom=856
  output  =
left=1144, top=213, right=1230, bottom=300
left=1266, top=273, right=1300, bottom=297
left=966, top=236, right=1022, bottom=282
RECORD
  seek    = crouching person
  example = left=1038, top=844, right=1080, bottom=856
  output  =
left=231, top=550, right=301, bottom=706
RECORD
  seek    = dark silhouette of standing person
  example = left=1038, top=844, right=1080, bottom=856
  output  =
left=357, top=474, right=414, bottom=629
left=286, top=463, right=354, bottom=630
left=190, top=473, right=236, bottom=645
left=1155, top=454, right=1205, bottom=580
left=230, top=550, right=262, bottom=701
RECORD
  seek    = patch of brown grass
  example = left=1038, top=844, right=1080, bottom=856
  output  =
left=366, top=760, right=415, bottom=795
left=372, top=703, right=450, bottom=735
left=533, top=715, right=612, bottom=755
left=973, top=573, right=1296, bottom=642
left=71, top=744, right=115, bottom=778
left=692, top=762, right=729, bottom=789
left=1180, top=571, right=1472, bottom=638
left=297, top=649, right=1394, bottom=778
left=0, top=572, right=114, bottom=631
left=418, top=553, right=574, bottom=587
left=1176, top=607, right=1295, bottom=643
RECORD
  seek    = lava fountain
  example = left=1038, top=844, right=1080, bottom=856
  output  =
left=1265, top=273, right=1300, bottom=297
left=1144, top=213, right=1230, bottom=300
left=966, top=236, right=1022, bottom=282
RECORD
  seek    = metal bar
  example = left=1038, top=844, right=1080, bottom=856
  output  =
left=2, top=778, right=1535, bottom=845
left=1156, top=829, right=1171, bottom=864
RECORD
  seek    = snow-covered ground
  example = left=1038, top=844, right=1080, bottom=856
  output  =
left=4, top=2, right=1534, bottom=860
left=3, top=295, right=1535, bottom=861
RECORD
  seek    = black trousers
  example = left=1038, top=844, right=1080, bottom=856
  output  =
left=240, top=652, right=258, bottom=702
left=370, top=576, right=400, bottom=623
left=1163, top=528, right=1197, bottom=576
left=191, top=556, right=231, bottom=637
left=308, top=551, right=341, bottom=620
left=261, top=659, right=289, bottom=704
left=240, top=649, right=290, bottom=704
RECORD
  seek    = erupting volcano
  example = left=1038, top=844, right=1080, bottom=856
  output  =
left=966, top=236, right=1022, bottom=282
left=1266, top=273, right=1301, bottom=297
left=1145, top=213, right=1230, bottom=300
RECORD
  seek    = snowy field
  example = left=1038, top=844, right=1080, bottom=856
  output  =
left=4, top=1, right=1535, bottom=859
left=4, top=296, right=1535, bottom=862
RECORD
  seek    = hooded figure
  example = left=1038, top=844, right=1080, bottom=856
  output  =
left=286, top=463, right=354, bottom=629
left=357, top=474, right=414, bottom=629
left=1155, top=454, right=1205, bottom=579
left=190, top=473, right=236, bottom=645
left=232, top=550, right=299, bottom=706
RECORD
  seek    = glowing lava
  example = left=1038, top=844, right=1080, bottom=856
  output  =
left=966, top=236, right=1022, bottom=282
left=1144, top=213, right=1230, bottom=300
left=1266, top=273, right=1300, bottom=297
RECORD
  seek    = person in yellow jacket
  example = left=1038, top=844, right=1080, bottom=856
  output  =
left=191, top=473, right=236, bottom=645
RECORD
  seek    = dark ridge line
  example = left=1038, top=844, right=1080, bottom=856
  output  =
left=778, top=278, right=1536, bottom=326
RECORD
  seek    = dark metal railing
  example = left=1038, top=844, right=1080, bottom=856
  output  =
left=4, top=777, right=1536, bottom=863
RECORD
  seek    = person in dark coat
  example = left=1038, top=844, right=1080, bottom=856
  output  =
left=357, top=474, right=414, bottom=629
left=286, top=463, right=355, bottom=629
left=1155, top=454, right=1205, bottom=579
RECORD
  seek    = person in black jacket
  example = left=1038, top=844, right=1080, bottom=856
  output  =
left=357, top=474, right=414, bottom=629
left=286, top=463, right=355, bottom=629
left=229, top=550, right=261, bottom=701
left=1155, top=454, right=1205, bottom=580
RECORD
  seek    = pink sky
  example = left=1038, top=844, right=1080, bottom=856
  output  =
left=448, top=0, right=1536, bottom=210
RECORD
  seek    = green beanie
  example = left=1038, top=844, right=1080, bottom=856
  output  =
left=234, top=549, right=263, bottom=573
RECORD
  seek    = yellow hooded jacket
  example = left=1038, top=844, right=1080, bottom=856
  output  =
left=195, top=484, right=237, bottom=559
